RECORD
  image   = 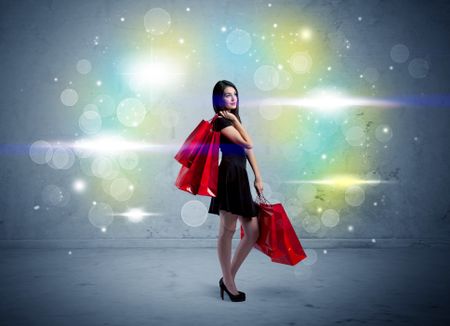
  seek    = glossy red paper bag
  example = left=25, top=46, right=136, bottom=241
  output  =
left=270, top=202, right=307, bottom=265
left=174, top=114, right=219, bottom=167
left=174, top=125, right=220, bottom=197
left=196, top=130, right=220, bottom=196
left=240, top=194, right=307, bottom=266
left=240, top=200, right=279, bottom=258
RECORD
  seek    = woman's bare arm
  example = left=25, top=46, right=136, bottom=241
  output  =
left=245, top=147, right=264, bottom=195
left=232, top=120, right=253, bottom=146
left=220, top=118, right=253, bottom=149
left=245, top=148, right=261, bottom=180
left=231, top=120, right=260, bottom=180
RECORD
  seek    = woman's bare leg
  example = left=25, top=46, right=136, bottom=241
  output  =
left=230, top=216, right=259, bottom=280
left=217, top=209, right=239, bottom=295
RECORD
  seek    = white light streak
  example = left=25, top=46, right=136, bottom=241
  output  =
left=257, top=96, right=401, bottom=111
left=72, top=137, right=172, bottom=153
left=116, top=208, right=162, bottom=223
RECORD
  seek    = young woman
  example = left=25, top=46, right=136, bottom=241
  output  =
left=208, top=80, right=264, bottom=302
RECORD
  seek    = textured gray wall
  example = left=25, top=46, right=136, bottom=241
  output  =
left=0, top=0, right=449, bottom=245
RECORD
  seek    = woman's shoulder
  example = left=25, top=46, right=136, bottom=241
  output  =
left=213, top=117, right=233, bottom=131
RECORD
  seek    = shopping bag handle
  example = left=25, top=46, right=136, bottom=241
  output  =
left=207, top=114, right=220, bottom=132
left=208, top=113, right=219, bottom=123
left=256, top=192, right=270, bottom=205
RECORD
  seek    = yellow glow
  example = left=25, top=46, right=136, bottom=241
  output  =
left=285, top=175, right=396, bottom=187
left=300, top=28, right=312, bottom=40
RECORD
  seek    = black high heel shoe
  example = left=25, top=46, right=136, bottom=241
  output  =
left=220, top=277, right=245, bottom=297
left=219, top=277, right=246, bottom=302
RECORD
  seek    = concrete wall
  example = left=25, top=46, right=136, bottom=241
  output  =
left=1, top=0, right=449, bottom=247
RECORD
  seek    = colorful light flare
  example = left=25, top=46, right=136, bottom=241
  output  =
left=285, top=175, right=396, bottom=188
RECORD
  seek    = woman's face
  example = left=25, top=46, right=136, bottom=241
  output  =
left=222, top=86, right=238, bottom=110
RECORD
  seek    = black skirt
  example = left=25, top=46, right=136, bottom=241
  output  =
left=208, top=154, right=259, bottom=219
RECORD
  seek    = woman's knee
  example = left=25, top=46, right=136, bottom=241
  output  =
left=249, top=223, right=260, bottom=242
left=241, top=217, right=259, bottom=242
left=219, top=210, right=237, bottom=236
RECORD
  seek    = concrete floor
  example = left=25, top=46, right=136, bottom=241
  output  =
left=1, top=247, right=450, bottom=326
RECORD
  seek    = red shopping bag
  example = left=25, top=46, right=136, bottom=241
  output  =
left=174, top=115, right=220, bottom=197
left=240, top=194, right=307, bottom=266
left=240, top=195, right=277, bottom=256
left=174, top=114, right=219, bottom=167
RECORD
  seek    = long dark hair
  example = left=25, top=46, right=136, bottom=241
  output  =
left=212, top=80, right=242, bottom=123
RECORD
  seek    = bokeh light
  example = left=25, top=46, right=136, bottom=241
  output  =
left=49, top=145, right=75, bottom=170
left=144, top=8, right=171, bottom=35
left=345, top=185, right=365, bottom=206
left=181, top=200, right=208, bottom=227
left=289, top=51, right=313, bottom=74
left=29, top=140, right=53, bottom=164
left=226, top=29, right=252, bottom=54
left=79, top=110, right=102, bottom=135
left=321, top=209, right=340, bottom=227
left=60, top=88, right=78, bottom=107
left=76, top=59, right=92, bottom=74
left=302, top=214, right=321, bottom=233
left=408, top=58, right=429, bottom=78
left=390, top=44, right=410, bottom=63
left=88, top=202, right=114, bottom=228
left=254, top=65, right=279, bottom=91
left=116, top=98, right=147, bottom=127
left=375, top=124, right=393, bottom=142
left=109, top=177, right=134, bottom=201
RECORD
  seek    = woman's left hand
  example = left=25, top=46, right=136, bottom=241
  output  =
left=254, top=178, right=263, bottom=196
left=219, top=110, right=237, bottom=123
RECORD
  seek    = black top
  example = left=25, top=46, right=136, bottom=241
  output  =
left=213, top=117, right=246, bottom=157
